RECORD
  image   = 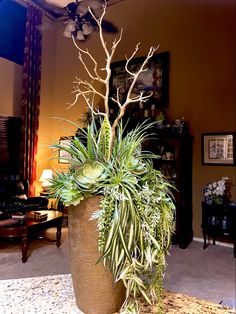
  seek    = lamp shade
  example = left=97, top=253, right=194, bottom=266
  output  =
left=39, top=169, right=53, bottom=192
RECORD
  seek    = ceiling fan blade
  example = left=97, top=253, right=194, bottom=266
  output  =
left=79, top=11, right=118, bottom=33
left=106, top=0, right=125, bottom=6
left=101, top=19, right=118, bottom=33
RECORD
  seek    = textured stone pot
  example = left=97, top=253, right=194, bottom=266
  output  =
left=68, top=195, right=126, bottom=314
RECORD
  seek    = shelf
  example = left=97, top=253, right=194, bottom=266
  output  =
left=146, top=134, right=193, bottom=249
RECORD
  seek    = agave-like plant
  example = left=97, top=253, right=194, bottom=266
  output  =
left=50, top=118, right=175, bottom=312
left=50, top=4, right=175, bottom=313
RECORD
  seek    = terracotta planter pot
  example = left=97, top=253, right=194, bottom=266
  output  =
left=68, top=195, right=126, bottom=314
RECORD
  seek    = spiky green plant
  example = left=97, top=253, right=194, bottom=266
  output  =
left=50, top=118, right=175, bottom=313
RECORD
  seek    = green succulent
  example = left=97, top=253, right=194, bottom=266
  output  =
left=50, top=172, right=84, bottom=206
left=75, top=161, right=106, bottom=190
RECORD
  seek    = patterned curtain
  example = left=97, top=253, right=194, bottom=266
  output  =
left=21, top=4, right=42, bottom=196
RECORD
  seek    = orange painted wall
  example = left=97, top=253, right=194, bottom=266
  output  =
left=37, top=0, right=235, bottom=237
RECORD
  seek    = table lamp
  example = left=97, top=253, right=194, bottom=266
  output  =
left=39, top=169, right=53, bottom=192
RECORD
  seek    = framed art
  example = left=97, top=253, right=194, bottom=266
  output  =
left=201, top=132, right=236, bottom=166
left=110, top=51, right=169, bottom=109
left=58, top=136, right=73, bottom=164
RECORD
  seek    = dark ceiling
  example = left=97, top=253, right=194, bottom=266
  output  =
left=32, top=0, right=124, bottom=19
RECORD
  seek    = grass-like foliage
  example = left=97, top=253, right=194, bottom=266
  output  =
left=50, top=118, right=175, bottom=313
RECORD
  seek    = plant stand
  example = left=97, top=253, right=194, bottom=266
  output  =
left=68, top=196, right=126, bottom=314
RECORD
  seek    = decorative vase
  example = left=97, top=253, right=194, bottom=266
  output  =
left=68, top=195, right=126, bottom=314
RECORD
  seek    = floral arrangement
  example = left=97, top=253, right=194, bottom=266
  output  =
left=50, top=5, right=175, bottom=313
left=204, top=177, right=231, bottom=205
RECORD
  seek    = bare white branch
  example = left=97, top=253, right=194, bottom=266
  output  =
left=124, top=43, right=140, bottom=76
left=88, top=7, right=123, bottom=116
left=73, top=78, right=106, bottom=100
left=69, top=3, right=159, bottom=151
left=72, top=37, right=101, bottom=81
left=110, top=46, right=159, bottom=133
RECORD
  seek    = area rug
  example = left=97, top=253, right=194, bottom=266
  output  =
left=0, top=274, right=234, bottom=313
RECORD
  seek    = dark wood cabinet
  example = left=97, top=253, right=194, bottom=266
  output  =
left=144, top=134, right=193, bottom=248
left=201, top=201, right=236, bottom=257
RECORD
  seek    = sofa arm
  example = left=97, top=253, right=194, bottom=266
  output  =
left=20, top=197, right=49, bottom=211
left=27, top=197, right=49, bottom=207
left=1, top=197, right=49, bottom=215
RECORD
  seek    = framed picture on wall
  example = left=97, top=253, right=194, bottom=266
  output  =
left=110, top=51, right=169, bottom=109
left=58, top=136, right=73, bottom=164
left=201, top=132, right=236, bottom=166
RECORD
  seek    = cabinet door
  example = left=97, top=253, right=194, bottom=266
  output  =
left=145, top=135, right=193, bottom=248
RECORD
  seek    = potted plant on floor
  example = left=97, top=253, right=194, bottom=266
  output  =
left=50, top=5, right=175, bottom=314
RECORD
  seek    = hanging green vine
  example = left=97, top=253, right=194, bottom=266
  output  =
left=50, top=120, right=175, bottom=313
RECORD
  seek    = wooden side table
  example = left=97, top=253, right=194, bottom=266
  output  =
left=201, top=201, right=236, bottom=257
left=0, top=210, right=63, bottom=263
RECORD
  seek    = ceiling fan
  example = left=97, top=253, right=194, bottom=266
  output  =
left=34, top=0, right=124, bottom=41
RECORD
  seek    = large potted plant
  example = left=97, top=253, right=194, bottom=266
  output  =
left=50, top=5, right=175, bottom=314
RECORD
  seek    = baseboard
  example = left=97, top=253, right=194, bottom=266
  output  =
left=193, top=237, right=234, bottom=248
